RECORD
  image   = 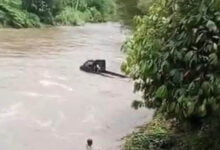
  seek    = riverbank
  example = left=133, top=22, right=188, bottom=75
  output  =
left=123, top=114, right=220, bottom=150
left=0, top=0, right=116, bottom=28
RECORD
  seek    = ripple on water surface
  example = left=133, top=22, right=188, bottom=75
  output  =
left=0, top=23, right=153, bottom=150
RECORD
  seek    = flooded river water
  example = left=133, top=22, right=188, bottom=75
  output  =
left=0, top=23, right=153, bottom=150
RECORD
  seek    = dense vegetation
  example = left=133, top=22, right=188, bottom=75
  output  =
left=0, top=0, right=116, bottom=28
left=116, top=0, right=152, bottom=28
left=119, top=0, right=220, bottom=149
left=122, top=0, right=220, bottom=123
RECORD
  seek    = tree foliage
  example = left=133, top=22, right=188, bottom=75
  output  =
left=21, top=0, right=115, bottom=24
left=122, top=0, right=220, bottom=121
left=116, top=0, right=152, bottom=27
left=0, top=0, right=40, bottom=28
left=22, top=0, right=54, bottom=23
left=0, top=0, right=116, bottom=27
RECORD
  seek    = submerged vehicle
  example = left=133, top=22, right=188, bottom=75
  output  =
left=80, top=59, right=127, bottom=78
left=80, top=60, right=106, bottom=73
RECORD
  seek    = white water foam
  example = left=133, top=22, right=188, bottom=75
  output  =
left=19, top=91, right=61, bottom=98
left=0, top=103, right=23, bottom=120
left=39, top=80, right=73, bottom=91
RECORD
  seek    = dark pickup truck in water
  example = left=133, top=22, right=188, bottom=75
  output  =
left=80, top=60, right=127, bottom=78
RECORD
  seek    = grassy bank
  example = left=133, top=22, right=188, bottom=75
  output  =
left=123, top=114, right=220, bottom=150
left=0, top=0, right=116, bottom=28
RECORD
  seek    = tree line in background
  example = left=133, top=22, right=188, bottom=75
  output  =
left=0, top=0, right=116, bottom=28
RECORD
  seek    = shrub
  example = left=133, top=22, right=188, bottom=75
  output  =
left=0, top=0, right=117, bottom=27
left=87, top=7, right=103, bottom=22
left=0, top=2, right=41, bottom=28
left=122, top=0, right=220, bottom=121
left=55, top=0, right=116, bottom=23
left=88, top=0, right=116, bottom=21
left=123, top=116, right=171, bottom=150
left=55, top=7, right=86, bottom=25
left=116, top=0, right=153, bottom=28
left=22, top=0, right=54, bottom=24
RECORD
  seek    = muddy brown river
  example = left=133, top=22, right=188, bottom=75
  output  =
left=0, top=23, right=153, bottom=150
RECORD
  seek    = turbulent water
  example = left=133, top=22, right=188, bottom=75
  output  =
left=0, top=23, right=153, bottom=150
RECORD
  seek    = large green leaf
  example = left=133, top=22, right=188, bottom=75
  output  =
left=187, top=101, right=195, bottom=116
left=209, top=53, right=218, bottom=65
left=155, top=85, right=168, bottom=99
left=206, top=20, right=217, bottom=32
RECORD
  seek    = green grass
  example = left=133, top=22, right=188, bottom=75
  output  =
left=123, top=114, right=220, bottom=150
left=123, top=115, right=172, bottom=150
